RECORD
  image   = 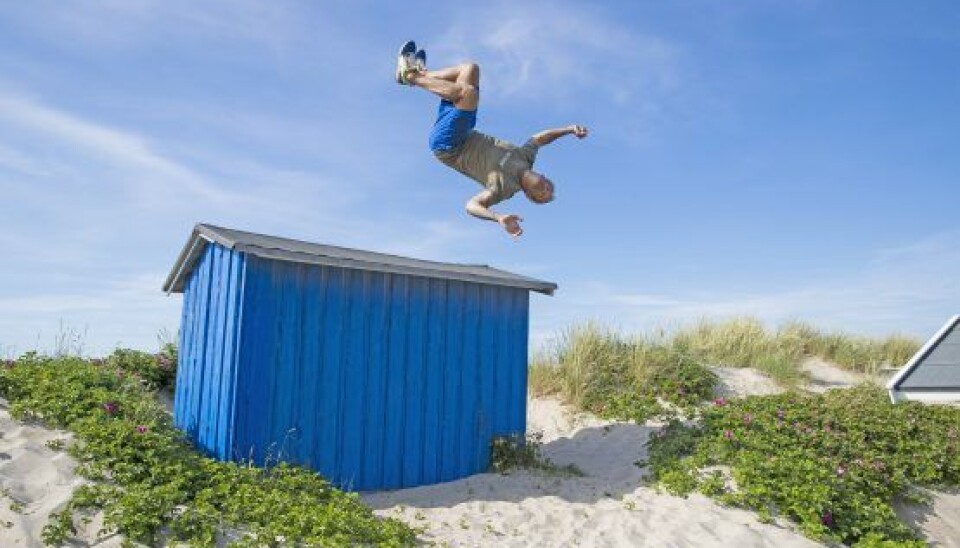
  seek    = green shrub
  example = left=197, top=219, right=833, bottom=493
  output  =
left=105, top=345, right=177, bottom=390
left=645, top=385, right=959, bottom=546
left=1, top=353, right=416, bottom=547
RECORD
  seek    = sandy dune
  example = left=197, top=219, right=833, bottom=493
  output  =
left=362, top=398, right=822, bottom=547
left=0, top=401, right=119, bottom=547
left=0, top=364, right=957, bottom=547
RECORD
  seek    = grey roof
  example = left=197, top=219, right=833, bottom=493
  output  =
left=163, top=223, right=557, bottom=295
left=889, top=315, right=960, bottom=392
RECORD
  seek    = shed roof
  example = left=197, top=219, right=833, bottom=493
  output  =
left=887, top=315, right=960, bottom=396
left=163, top=223, right=558, bottom=295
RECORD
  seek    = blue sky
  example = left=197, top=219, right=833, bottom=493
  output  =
left=1, top=1, right=958, bottom=356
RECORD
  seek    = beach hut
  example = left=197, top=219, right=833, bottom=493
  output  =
left=887, top=315, right=960, bottom=403
left=162, top=223, right=556, bottom=490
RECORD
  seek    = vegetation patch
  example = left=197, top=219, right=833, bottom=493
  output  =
left=0, top=352, right=416, bottom=547
left=645, top=385, right=960, bottom=546
left=529, top=323, right=721, bottom=423
left=529, top=318, right=920, bottom=420
left=489, top=432, right=583, bottom=477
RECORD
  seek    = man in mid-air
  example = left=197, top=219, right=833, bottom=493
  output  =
left=396, top=40, right=589, bottom=238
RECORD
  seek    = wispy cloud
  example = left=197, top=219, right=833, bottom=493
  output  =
left=0, top=92, right=232, bottom=204
left=0, top=0, right=309, bottom=53
left=531, top=229, right=960, bottom=345
left=433, top=3, right=681, bottom=105
left=0, top=89, right=495, bottom=354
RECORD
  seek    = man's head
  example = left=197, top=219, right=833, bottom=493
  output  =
left=520, top=170, right=554, bottom=204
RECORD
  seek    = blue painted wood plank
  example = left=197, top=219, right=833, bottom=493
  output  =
left=317, top=266, right=345, bottom=480
left=189, top=246, right=214, bottom=441
left=381, top=274, right=408, bottom=489
left=515, top=290, right=530, bottom=434
left=298, top=264, right=324, bottom=468
left=242, top=257, right=272, bottom=464
left=459, top=282, right=480, bottom=476
left=211, top=248, right=236, bottom=458
left=219, top=250, right=245, bottom=460
left=339, top=269, right=369, bottom=489
left=360, top=271, right=389, bottom=490
left=421, top=278, right=445, bottom=485
left=243, top=257, right=277, bottom=465
left=402, top=276, right=428, bottom=487
left=440, top=280, right=464, bottom=482
left=475, top=284, right=497, bottom=470
left=493, top=286, right=511, bottom=435
left=202, top=245, right=226, bottom=454
left=271, top=262, right=301, bottom=463
left=174, top=271, right=195, bottom=430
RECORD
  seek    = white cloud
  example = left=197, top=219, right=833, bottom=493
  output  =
left=531, top=229, right=960, bottom=345
left=433, top=3, right=681, bottom=105
left=0, top=0, right=308, bottom=53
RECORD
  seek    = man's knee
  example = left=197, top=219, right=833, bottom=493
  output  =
left=456, top=84, right=479, bottom=109
left=460, top=62, right=480, bottom=85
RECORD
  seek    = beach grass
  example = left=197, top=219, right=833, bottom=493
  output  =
left=529, top=317, right=921, bottom=401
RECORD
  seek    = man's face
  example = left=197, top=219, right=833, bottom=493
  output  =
left=528, top=174, right=554, bottom=204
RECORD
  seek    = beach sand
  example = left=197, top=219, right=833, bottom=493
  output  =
left=0, top=365, right=956, bottom=547
left=0, top=400, right=119, bottom=547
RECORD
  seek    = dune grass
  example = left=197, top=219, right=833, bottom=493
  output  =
left=529, top=317, right=921, bottom=408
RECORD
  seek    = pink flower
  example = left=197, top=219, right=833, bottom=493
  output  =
left=713, top=398, right=727, bottom=407
left=743, top=414, right=754, bottom=425
left=136, top=425, right=149, bottom=434
left=723, top=430, right=735, bottom=441
left=102, top=402, right=119, bottom=415
left=821, top=510, right=835, bottom=528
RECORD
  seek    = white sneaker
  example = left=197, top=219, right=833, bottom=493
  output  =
left=395, top=40, right=417, bottom=85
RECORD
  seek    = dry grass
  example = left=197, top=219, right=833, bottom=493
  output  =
left=530, top=317, right=921, bottom=400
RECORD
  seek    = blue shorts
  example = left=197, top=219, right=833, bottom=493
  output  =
left=428, top=99, right=477, bottom=153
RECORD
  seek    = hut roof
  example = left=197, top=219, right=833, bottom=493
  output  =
left=163, top=223, right=558, bottom=295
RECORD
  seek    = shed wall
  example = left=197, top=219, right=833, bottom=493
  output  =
left=232, top=256, right=529, bottom=490
left=174, top=244, right=246, bottom=460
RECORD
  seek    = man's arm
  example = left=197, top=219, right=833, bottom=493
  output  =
left=466, top=190, right=524, bottom=238
left=530, top=124, right=589, bottom=147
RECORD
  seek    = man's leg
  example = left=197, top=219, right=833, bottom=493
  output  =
left=407, top=62, right=480, bottom=111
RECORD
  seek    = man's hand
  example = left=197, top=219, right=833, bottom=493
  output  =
left=532, top=124, right=590, bottom=146
left=497, top=214, right=524, bottom=238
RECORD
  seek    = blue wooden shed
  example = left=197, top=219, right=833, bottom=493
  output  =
left=162, top=223, right=556, bottom=490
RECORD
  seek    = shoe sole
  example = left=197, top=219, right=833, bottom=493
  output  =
left=396, top=41, right=417, bottom=85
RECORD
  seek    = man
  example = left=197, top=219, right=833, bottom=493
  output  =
left=396, top=41, right=589, bottom=238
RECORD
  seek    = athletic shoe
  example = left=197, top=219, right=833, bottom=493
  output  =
left=415, top=49, right=427, bottom=71
left=395, top=40, right=417, bottom=85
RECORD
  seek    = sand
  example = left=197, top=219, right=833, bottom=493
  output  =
left=362, top=398, right=822, bottom=547
left=1, top=370, right=957, bottom=547
left=0, top=400, right=119, bottom=547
